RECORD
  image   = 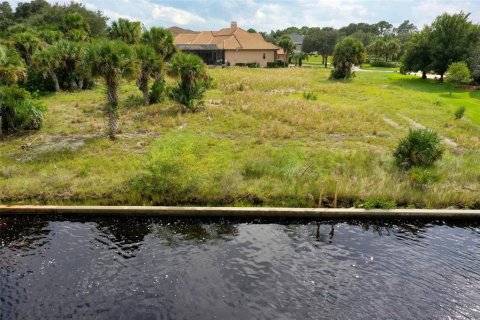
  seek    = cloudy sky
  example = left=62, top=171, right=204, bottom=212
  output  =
left=10, top=0, right=480, bottom=31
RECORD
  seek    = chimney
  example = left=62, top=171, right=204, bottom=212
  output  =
left=231, top=21, right=237, bottom=28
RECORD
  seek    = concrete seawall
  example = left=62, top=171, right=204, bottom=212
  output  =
left=1, top=205, right=479, bottom=219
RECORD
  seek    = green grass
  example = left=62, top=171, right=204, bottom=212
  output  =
left=1, top=68, right=479, bottom=208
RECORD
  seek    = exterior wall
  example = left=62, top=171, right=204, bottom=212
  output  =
left=225, top=50, right=276, bottom=67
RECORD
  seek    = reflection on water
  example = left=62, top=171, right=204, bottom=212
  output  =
left=0, top=216, right=479, bottom=320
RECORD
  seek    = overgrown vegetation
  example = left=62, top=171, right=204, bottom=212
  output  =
left=393, top=128, right=444, bottom=169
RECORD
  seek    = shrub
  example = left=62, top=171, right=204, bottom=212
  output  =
left=0, top=86, right=45, bottom=135
left=408, top=167, right=441, bottom=189
left=149, top=80, right=167, bottom=104
left=235, top=62, right=259, bottom=68
left=303, top=91, right=317, bottom=100
left=446, top=62, right=471, bottom=83
left=369, top=61, right=398, bottom=68
left=266, top=61, right=288, bottom=68
left=363, top=197, right=396, bottom=209
left=454, top=106, right=466, bottom=119
left=393, top=128, right=444, bottom=169
left=168, top=53, right=209, bottom=112
left=330, top=68, right=351, bottom=80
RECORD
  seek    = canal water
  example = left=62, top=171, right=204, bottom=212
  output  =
left=0, top=216, right=479, bottom=319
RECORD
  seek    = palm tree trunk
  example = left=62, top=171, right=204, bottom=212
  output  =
left=49, top=71, right=61, bottom=92
left=138, top=71, right=149, bottom=105
left=106, top=77, right=119, bottom=140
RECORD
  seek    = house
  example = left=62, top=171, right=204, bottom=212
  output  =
left=289, top=33, right=304, bottom=51
left=173, top=22, right=281, bottom=67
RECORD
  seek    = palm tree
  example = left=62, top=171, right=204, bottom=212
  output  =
left=385, top=39, right=400, bottom=62
left=168, top=53, right=208, bottom=112
left=141, top=27, right=177, bottom=61
left=88, top=40, right=137, bottom=139
left=134, top=44, right=162, bottom=105
left=108, top=18, right=142, bottom=45
left=0, top=45, right=26, bottom=85
left=278, top=35, right=295, bottom=64
left=11, top=32, right=40, bottom=66
left=32, top=46, right=61, bottom=92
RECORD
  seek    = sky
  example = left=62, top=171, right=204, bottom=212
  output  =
left=10, top=0, right=480, bottom=32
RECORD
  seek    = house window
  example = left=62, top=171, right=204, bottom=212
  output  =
left=263, top=53, right=266, bottom=59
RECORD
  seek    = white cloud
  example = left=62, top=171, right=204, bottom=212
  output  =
left=152, top=5, right=205, bottom=25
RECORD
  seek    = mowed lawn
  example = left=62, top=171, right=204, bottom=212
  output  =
left=1, top=68, right=479, bottom=208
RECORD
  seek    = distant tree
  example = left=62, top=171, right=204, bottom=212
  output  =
left=466, top=45, right=480, bottom=83
left=446, top=62, right=471, bottom=83
left=247, top=28, right=256, bottom=33
left=375, top=21, right=393, bottom=36
left=278, top=35, right=295, bottom=63
left=108, top=18, right=142, bottom=44
left=429, top=12, right=477, bottom=81
left=168, top=53, right=209, bottom=112
left=400, top=27, right=432, bottom=79
left=0, top=45, right=26, bottom=85
left=134, top=44, right=162, bottom=105
left=302, top=27, right=339, bottom=67
left=331, top=36, right=365, bottom=79
left=141, top=27, right=176, bottom=61
left=87, top=41, right=138, bottom=139
left=385, top=38, right=400, bottom=61
left=368, top=38, right=385, bottom=61
left=62, top=12, right=90, bottom=41
left=0, top=1, right=14, bottom=32
left=395, top=20, right=417, bottom=35
left=351, top=30, right=374, bottom=47
left=14, top=0, right=50, bottom=21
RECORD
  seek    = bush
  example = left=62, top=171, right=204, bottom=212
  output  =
left=369, top=61, right=398, bottom=68
left=266, top=61, right=288, bottom=68
left=454, top=106, right=466, bottom=119
left=408, top=167, right=441, bottom=189
left=303, top=91, right=317, bottom=100
left=0, top=86, right=45, bottom=135
left=149, top=80, right=167, bottom=104
left=446, top=62, right=471, bottom=83
left=235, top=62, right=259, bottom=68
left=330, top=68, right=351, bottom=80
left=363, top=197, right=396, bottom=209
left=393, top=128, right=444, bottom=169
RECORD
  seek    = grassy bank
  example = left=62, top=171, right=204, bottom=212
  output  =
left=1, top=68, right=479, bottom=208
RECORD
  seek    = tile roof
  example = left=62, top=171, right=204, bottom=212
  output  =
left=174, top=27, right=279, bottom=51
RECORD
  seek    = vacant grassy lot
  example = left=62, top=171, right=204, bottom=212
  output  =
left=1, top=68, right=479, bottom=208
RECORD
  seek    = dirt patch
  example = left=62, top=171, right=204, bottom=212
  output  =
left=267, top=89, right=298, bottom=95
left=383, top=116, right=401, bottom=129
left=455, top=85, right=479, bottom=91
left=399, top=115, right=458, bottom=148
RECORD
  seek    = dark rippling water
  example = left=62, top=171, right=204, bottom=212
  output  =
left=0, top=216, right=479, bottom=320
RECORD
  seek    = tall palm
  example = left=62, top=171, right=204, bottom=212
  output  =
left=0, top=45, right=26, bottom=85
left=141, top=27, right=177, bottom=61
left=32, top=46, right=61, bottom=92
left=278, top=35, right=295, bottom=64
left=134, top=44, right=162, bottom=105
left=108, top=18, right=142, bottom=45
left=88, top=40, right=137, bottom=139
